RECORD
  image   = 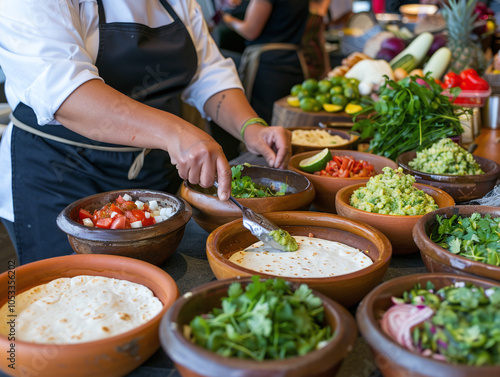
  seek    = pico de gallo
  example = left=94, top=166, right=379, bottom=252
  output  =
left=77, top=194, right=175, bottom=229
left=315, top=155, right=375, bottom=178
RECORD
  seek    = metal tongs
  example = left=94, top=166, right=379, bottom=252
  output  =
left=213, top=180, right=290, bottom=252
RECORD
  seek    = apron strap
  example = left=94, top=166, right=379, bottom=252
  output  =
left=96, top=0, right=106, bottom=25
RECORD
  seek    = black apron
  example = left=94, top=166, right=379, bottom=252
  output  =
left=10, top=0, right=198, bottom=264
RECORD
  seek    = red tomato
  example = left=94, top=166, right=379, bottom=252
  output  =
left=119, top=201, right=137, bottom=211
left=460, top=73, right=489, bottom=91
left=131, top=209, right=146, bottom=221
left=443, top=72, right=461, bottom=88
left=459, top=68, right=480, bottom=80
left=141, top=217, right=156, bottom=227
left=115, top=195, right=125, bottom=204
left=110, top=203, right=123, bottom=215
left=124, top=211, right=139, bottom=223
left=78, top=208, right=93, bottom=220
left=96, top=218, right=113, bottom=229
left=110, top=216, right=131, bottom=229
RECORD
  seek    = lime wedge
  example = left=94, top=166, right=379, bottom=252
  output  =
left=299, top=148, right=331, bottom=173
left=287, top=96, right=300, bottom=107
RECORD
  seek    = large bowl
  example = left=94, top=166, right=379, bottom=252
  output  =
left=180, top=165, right=315, bottom=233
left=413, top=205, right=500, bottom=282
left=356, top=272, right=500, bottom=377
left=289, top=150, right=398, bottom=213
left=206, top=211, right=392, bottom=308
left=0, top=254, right=178, bottom=377
left=160, top=277, right=358, bottom=377
left=397, top=151, right=500, bottom=203
left=290, top=126, right=360, bottom=155
left=56, top=189, right=192, bottom=266
left=335, top=183, right=455, bottom=255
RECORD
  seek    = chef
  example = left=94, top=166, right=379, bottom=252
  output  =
left=0, top=0, right=291, bottom=265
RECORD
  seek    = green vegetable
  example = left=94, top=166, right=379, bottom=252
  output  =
left=268, top=229, right=299, bottom=252
left=231, top=164, right=287, bottom=198
left=390, top=32, right=434, bottom=72
left=188, top=276, right=333, bottom=360
left=430, top=212, right=500, bottom=266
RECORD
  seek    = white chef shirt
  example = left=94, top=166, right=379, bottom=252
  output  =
left=0, top=0, right=243, bottom=222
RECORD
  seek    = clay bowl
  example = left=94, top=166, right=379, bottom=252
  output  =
left=159, top=277, right=358, bottom=377
left=335, top=183, right=455, bottom=255
left=289, top=150, right=398, bottom=213
left=289, top=126, right=360, bottom=155
left=56, top=189, right=192, bottom=266
left=206, top=211, right=392, bottom=308
left=397, top=151, right=500, bottom=203
left=0, top=254, right=178, bottom=377
left=356, top=272, right=500, bottom=377
left=413, top=205, right=500, bottom=282
left=180, top=164, right=315, bottom=233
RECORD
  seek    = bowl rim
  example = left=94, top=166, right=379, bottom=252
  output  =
left=336, top=182, right=455, bottom=219
left=159, top=276, right=358, bottom=375
left=399, top=3, right=438, bottom=14
left=289, top=126, right=359, bottom=148
left=206, top=210, right=392, bottom=283
left=56, top=189, right=192, bottom=242
left=0, top=254, right=179, bottom=350
left=396, top=151, right=500, bottom=183
left=356, top=272, right=500, bottom=372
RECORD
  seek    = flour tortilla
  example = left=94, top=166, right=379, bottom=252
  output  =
left=229, top=236, right=373, bottom=278
left=0, top=275, right=163, bottom=344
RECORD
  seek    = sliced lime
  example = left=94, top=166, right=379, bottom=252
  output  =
left=299, top=148, right=331, bottom=173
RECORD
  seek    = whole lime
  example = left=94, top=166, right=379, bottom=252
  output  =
left=299, top=97, right=322, bottom=112
left=302, top=78, right=319, bottom=93
left=317, top=79, right=333, bottom=94
left=290, top=84, right=303, bottom=97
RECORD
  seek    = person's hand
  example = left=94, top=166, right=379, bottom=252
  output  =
left=242, top=125, right=292, bottom=169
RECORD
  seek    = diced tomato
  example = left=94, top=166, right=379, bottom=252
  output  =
left=131, top=209, right=146, bottom=221
left=95, top=218, right=113, bottom=229
left=119, top=201, right=137, bottom=211
left=78, top=208, right=93, bottom=220
left=110, top=203, right=123, bottom=215
left=141, top=217, right=156, bottom=227
left=115, top=195, right=125, bottom=204
left=110, top=216, right=131, bottom=229
left=124, top=211, right=139, bottom=223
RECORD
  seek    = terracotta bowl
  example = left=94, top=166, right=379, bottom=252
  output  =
left=159, top=277, right=358, bottom=377
left=335, top=183, right=455, bottom=255
left=289, top=126, right=360, bottom=155
left=356, top=273, right=500, bottom=377
left=206, top=211, right=392, bottom=308
left=289, top=150, right=398, bottom=213
left=56, top=189, right=192, bottom=266
left=180, top=165, right=315, bottom=233
left=397, top=151, right=500, bottom=203
left=0, top=254, right=178, bottom=377
left=413, top=205, right=500, bottom=281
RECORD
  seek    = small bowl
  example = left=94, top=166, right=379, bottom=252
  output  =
left=289, top=127, right=360, bottom=155
left=206, top=211, right=392, bottom=308
left=356, top=272, right=500, bottom=377
left=397, top=151, right=500, bottom=203
left=335, top=183, right=455, bottom=255
left=180, top=165, right=315, bottom=233
left=159, top=277, right=358, bottom=377
left=289, top=150, right=398, bottom=213
left=0, top=254, right=179, bottom=377
left=399, top=4, right=438, bottom=22
left=56, top=189, right=192, bottom=266
left=413, top=205, right=500, bottom=282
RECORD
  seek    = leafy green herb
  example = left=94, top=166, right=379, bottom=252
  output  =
left=430, top=213, right=500, bottom=266
left=231, top=164, right=287, bottom=198
left=352, top=74, right=468, bottom=161
left=188, top=276, right=333, bottom=360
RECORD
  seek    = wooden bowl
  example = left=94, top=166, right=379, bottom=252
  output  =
left=206, top=211, right=392, bottom=308
left=397, top=151, right=500, bottom=203
left=289, top=150, right=398, bottom=213
left=335, top=183, right=455, bottom=255
left=0, top=254, right=178, bottom=377
left=159, top=277, right=358, bottom=377
left=356, top=273, right=500, bottom=377
left=56, top=189, right=192, bottom=266
left=180, top=165, right=315, bottom=233
left=289, top=127, right=359, bottom=155
left=413, top=205, right=500, bottom=282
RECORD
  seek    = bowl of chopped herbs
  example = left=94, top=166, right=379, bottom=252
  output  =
left=180, top=164, right=315, bottom=232
left=159, top=276, right=357, bottom=377
left=413, top=205, right=500, bottom=281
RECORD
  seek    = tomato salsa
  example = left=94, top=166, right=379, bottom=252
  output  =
left=315, top=155, right=375, bottom=178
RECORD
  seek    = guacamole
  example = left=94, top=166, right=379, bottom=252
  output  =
left=268, top=229, right=299, bottom=252
left=350, top=167, right=438, bottom=216
left=408, top=138, right=484, bottom=175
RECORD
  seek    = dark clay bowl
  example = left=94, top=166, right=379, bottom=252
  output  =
left=290, top=126, right=360, bottom=155
left=56, top=189, right=192, bottom=266
left=289, top=150, right=398, bottom=213
left=180, top=165, right=315, bottom=233
left=397, top=151, right=500, bottom=203
left=160, top=277, right=358, bottom=377
left=206, top=211, right=392, bottom=308
left=413, top=205, right=500, bottom=282
left=356, top=272, right=500, bottom=377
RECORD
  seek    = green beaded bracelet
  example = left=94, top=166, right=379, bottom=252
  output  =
left=240, top=117, right=269, bottom=141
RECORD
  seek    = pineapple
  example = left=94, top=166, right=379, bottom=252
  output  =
left=442, top=0, right=487, bottom=74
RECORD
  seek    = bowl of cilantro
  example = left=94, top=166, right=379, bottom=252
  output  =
left=413, top=205, right=500, bottom=282
left=180, top=164, right=315, bottom=232
left=160, top=276, right=358, bottom=377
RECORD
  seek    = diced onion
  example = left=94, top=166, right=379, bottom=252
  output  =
left=110, top=211, right=118, bottom=218
left=82, top=218, right=94, bottom=227
left=135, top=200, right=144, bottom=210
left=154, top=216, right=164, bottom=223
left=122, top=193, right=132, bottom=202
left=160, top=207, right=173, bottom=218
left=130, top=220, right=143, bottom=228
left=149, top=200, right=158, bottom=210
left=145, top=212, right=151, bottom=219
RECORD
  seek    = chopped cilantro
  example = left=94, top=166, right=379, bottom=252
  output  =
left=231, top=164, right=287, bottom=198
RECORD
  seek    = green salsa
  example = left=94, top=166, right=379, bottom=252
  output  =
left=269, top=229, right=299, bottom=252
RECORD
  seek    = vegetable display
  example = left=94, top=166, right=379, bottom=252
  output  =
left=381, top=281, right=500, bottom=366
left=231, top=164, right=287, bottom=198
left=188, top=276, right=333, bottom=360
left=430, top=213, right=500, bottom=266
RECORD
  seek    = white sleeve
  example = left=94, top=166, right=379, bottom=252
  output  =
left=0, top=1, right=103, bottom=125
left=180, top=0, right=244, bottom=119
